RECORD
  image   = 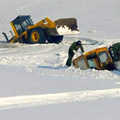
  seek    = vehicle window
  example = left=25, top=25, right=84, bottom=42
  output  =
left=21, top=18, right=33, bottom=31
left=22, top=21, right=28, bottom=30
left=15, top=24, right=21, bottom=31
left=28, top=18, right=34, bottom=25
left=88, top=59, right=96, bottom=68
left=15, top=24, right=23, bottom=35
left=98, top=51, right=109, bottom=63
left=77, top=58, right=88, bottom=70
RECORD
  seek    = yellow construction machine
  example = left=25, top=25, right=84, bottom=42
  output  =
left=73, top=45, right=120, bottom=71
left=2, top=15, right=79, bottom=44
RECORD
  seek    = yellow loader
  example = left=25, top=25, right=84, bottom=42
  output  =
left=73, top=46, right=120, bottom=71
left=2, top=15, right=79, bottom=44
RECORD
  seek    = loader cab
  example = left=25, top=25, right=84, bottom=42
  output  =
left=11, top=15, right=34, bottom=37
left=73, top=47, right=112, bottom=70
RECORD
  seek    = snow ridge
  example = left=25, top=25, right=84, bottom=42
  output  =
left=0, top=88, right=120, bottom=110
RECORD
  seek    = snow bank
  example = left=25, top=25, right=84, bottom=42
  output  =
left=0, top=88, right=120, bottom=110
left=57, top=26, right=80, bottom=35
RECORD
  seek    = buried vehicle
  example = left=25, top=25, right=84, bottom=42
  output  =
left=73, top=43, right=120, bottom=71
left=2, top=15, right=79, bottom=44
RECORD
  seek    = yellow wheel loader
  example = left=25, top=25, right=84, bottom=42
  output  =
left=73, top=43, right=120, bottom=71
left=2, top=15, right=79, bottom=44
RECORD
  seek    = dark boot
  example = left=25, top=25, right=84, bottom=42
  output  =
left=66, top=52, right=74, bottom=66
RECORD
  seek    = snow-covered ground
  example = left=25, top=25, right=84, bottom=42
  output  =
left=0, top=0, right=120, bottom=120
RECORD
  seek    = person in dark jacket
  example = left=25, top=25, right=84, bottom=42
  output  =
left=66, top=41, right=84, bottom=66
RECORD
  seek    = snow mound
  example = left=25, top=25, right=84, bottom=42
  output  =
left=57, top=26, right=80, bottom=35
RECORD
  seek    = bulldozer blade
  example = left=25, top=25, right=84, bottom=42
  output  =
left=55, top=18, right=80, bottom=35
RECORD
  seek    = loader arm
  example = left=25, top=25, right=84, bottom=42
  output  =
left=29, top=17, right=56, bottom=29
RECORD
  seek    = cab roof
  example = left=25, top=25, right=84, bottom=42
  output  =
left=12, top=15, right=32, bottom=24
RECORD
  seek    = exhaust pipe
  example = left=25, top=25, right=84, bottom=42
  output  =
left=2, top=32, right=10, bottom=43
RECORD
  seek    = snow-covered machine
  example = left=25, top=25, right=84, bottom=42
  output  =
left=73, top=43, right=120, bottom=71
left=2, top=15, right=79, bottom=44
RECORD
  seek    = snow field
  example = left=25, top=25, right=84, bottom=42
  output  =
left=0, top=0, right=120, bottom=119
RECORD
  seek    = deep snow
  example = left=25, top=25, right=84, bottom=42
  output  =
left=0, top=0, right=120, bottom=120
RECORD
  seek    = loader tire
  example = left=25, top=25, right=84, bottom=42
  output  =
left=47, top=35, right=63, bottom=44
left=28, top=28, right=46, bottom=44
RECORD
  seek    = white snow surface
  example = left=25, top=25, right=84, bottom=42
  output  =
left=0, top=0, right=120, bottom=120
left=57, top=26, right=80, bottom=35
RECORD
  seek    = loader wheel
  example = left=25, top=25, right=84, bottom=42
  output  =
left=28, top=28, right=46, bottom=44
left=47, top=35, right=63, bottom=44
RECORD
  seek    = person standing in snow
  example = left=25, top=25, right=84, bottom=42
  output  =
left=66, top=40, right=84, bottom=66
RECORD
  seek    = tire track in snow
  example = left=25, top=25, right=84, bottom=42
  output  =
left=0, top=88, right=120, bottom=110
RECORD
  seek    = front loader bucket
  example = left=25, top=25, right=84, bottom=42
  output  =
left=55, top=18, right=80, bottom=35
left=45, top=28, right=59, bottom=36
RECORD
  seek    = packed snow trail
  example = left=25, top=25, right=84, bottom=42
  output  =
left=0, top=37, right=119, bottom=79
left=0, top=88, right=120, bottom=110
